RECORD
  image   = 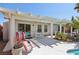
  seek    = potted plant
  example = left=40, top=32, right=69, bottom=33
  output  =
left=12, top=39, right=24, bottom=55
left=11, top=32, right=33, bottom=55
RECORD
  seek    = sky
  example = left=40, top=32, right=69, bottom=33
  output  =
left=0, top=3, right=79, bottom=24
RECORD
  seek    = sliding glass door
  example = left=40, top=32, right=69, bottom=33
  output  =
left=18, top=23, right=31, bottom=33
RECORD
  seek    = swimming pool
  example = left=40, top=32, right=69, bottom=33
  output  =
left=67, top=49, right=79, bottom=55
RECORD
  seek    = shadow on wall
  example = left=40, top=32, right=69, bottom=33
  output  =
left=0, top=24, right=3, bottom=41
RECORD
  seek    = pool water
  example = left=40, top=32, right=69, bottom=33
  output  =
left=67, top=49, right=79, bottom=55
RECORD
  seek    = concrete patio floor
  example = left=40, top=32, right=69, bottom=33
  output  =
left=28, top=36, right=78, bottom=55
left=0, top=36, right=79, bottom=55
left=29, top=42, right=76, bottom=55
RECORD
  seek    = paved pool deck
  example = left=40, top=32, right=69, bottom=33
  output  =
left=28, top=36, right=79, bottom=55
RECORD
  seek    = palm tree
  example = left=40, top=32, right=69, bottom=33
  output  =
left=74, top=3, right=79, bottom=12
left=71, top=16, right=79, bottom=29
left=73, top=4, right=79, bottom=29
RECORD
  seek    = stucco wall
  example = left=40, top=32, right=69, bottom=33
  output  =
left=3, top=20, right=60, bottom=41
left=15, top=20, right=50, bottom=37
left=3, top=21, right=9, bottom=41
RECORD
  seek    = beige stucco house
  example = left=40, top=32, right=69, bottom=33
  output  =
left=0, top=7, right=72, bottom=51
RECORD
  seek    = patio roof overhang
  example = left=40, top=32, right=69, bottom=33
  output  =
left=0, top=7, right=70, bottom=24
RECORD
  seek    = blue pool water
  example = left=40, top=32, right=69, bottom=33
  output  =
left=67, top=49, right=79, bottom=55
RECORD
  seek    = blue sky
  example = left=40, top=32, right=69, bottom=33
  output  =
left=0, top=3, right=79, bottom=24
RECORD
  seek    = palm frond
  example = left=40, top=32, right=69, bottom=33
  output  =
left=74, top=3, right=79, bottom=12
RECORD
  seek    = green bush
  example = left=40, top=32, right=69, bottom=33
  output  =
left=55, top=32, right=64, bottom=40
left=55, top=32, right=72, bottom=41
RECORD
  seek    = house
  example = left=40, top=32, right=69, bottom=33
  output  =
left=0, top=7, right=72, bottom=51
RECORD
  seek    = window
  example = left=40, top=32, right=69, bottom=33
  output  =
left=44, top=25, right=48, bottom=32
left=18, top=24, right=31, bottom=32
left=25, top=24, right=31, bottom=32
left=18, top=24, right=24, bottom=31
left=62, top=26, right=64, bottom=32
left=37, top=25, right=42, bottom=32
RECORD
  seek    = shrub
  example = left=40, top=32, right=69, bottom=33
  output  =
left=55, top=32, right=72, bottom=41
left=55, top=32, right=64, bottom=40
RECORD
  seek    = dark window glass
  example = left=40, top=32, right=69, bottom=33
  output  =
left=37, top=25, right=42, bottom=32
left=58, top=25, right=60, bottom=32
left=62, top=26, right=64, bottom=32
left=18, top=24, right=24, bottom=31
left=25, top=24, right=31, bottom=32
left=44, top=25, right=48, bottom=32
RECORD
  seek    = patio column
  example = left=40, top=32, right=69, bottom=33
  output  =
left=9, top=17, right=15, bottom=47
left=42, top=24, right=44, bottom=35
left=60, top=24, right=62, bottom=33
left=35, top=24, right=38, bottom=37
left=50, top=23, right=53, bottom=38
left=3, top=16, right=16, bottom=51
left=71, top=26, right=73, bottom=36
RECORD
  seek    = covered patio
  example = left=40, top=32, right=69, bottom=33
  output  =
left=0, top=7, right=73, bottom=52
